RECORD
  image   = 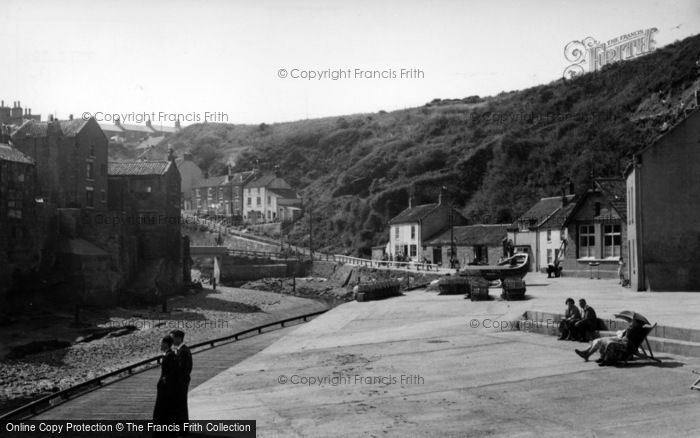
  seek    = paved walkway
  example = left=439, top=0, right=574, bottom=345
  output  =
left=189, top=277, right=700, bottom=437
left=34, top=326, right=297, bottom=420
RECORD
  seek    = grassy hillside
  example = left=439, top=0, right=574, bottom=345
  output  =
left=167, top=34, right=700, bottom=256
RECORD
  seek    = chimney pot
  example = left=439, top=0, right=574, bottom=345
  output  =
left=69, top=114, right=73, bottom=120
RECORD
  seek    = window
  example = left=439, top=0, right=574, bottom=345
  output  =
left=409, top=245, right=417, bottom=257
left=247, top=197, right=251, bottom=206
left=85, top=187, right=94, bottom=208
left=86, top=162, right=93, bottom=180
left=267, top=195, right=271, bottom=205
left=603, top=224, right=621, bottom=258
left=547, top=249, right=553, bottom=264
left=101, top=190, right=106, bottom=203
left=411, top=225, right=416, bottom=240
left=256, top=197, right=261, bottom=206
left=17, top=173, right=24, bottom=183
left=546, top=229, right=551, bottom=242
left=594, top=202, right=601, bottom=216
left=395, top=227, right=399, bottom=239
left=579, top=224, right=595, bottom=257
left=89, top=145, right=95, bottom=156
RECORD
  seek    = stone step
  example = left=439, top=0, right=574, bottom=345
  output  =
left=517, top=319, right=700, bottom=358
left=523, top=311, right=700, bottom=343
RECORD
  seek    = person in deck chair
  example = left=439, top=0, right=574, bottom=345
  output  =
left=574, top=319, right=647, bottom=366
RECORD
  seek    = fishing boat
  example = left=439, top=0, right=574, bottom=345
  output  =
left=459, top=252, right=530, bottom=281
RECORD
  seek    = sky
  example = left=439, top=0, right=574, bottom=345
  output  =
left=0, top=0, right=699, bottom=126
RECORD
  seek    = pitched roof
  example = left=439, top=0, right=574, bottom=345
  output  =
left=11, top=119, right=47, bottom=138
left=389, top=203, right=439, bottom=224
left=58, top=119, right=89, bottom=137
left=151, top=124, right=178, bottom=134
left=135, top=135, right=166, bottom=149
left=539, top=200, right=577, bottom=229
left=246, top=173, right=292, bottom=189
left=278, top=198, right=302, bottom=207
left=268, top=188, right=298, bottom=199
left=120, top=123, right=154, bottom=133
left=595, top=178, right=627, bottom=219
left=513, top=195, right=576, bottom=229
left=194, top=175, right=227, bottom=188
left=0, top=143, right=34, bottom=164
left=426, top=224, right=509, bottom=246
left=223, top=171, right=255, bottom=185
left=109, top=161, right=171, bottom=176
left=99, top=122, right=125, bottom=133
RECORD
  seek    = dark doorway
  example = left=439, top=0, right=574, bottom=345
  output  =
left=433, top=247, right=442, bottom=265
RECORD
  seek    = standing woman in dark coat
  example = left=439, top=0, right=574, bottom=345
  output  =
left=153, top=336, right=178, bottom=435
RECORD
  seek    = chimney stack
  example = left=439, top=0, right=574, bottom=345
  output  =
left=69, top=114, right=74, bottom=120
left=408, top=195, right=413, bottom=209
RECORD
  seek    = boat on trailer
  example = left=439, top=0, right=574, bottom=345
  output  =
left=459, top=252, right=530, bottom=281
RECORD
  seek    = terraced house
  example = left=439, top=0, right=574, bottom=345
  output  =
left=11, top=116, right=108, bottom=210
left=387, top=195, right=467, bottom=263
left=0, top=141, right=40, bottom=304
left=242, top=173, right=301, bottom=224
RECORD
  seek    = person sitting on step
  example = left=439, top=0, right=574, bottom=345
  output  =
left=573, top=299, right=598, bottom=342
left=558, top=298, right=581, bottom=341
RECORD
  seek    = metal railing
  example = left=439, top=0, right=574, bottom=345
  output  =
left=0, top=309, right=328, bottom=421
left=334, top=255, right=455, bottom=274
left=183, top=213, right=337, bottom=261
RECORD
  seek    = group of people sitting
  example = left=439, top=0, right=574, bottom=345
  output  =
left=558, top=297, right=650, bottom=366
left=557, top=298, right=598, bottom=342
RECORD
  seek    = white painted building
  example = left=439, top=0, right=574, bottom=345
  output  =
left=388, top=200, right=467, bottom=262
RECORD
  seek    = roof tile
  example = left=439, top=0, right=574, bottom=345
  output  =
left=109, top=161, right=171, bottom=176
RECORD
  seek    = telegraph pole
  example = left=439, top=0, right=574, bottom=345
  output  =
left=449, top=207, right=455, bottom=269
left=308, top=203, right=313, bottom=259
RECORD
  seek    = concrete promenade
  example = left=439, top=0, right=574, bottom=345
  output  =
left=188, top=274, right=700, bottom=437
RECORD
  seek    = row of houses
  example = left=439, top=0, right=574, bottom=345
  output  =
left=380, top=108, right=700, bottom=292
left=99, top=117, right=181, bottom=144
left=0, top=107, right=186, bottom=307
left=189, top=170, right=302, bottom=224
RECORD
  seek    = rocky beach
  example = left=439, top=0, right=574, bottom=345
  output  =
left=0, top=285, right=328, bottom=416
